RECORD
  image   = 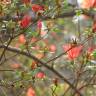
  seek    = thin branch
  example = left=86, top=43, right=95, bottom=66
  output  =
left=0, top=37, right=13, bottom=64
left=46, top=34, right=93, bottom=64
left=0, top=44, right=82, bottom=96
left=0, top=9, right=94, bottom=22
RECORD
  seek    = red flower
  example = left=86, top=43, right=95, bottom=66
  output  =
left=36, top=72, right=45, bottom=79
left=81, top=0, right=96, bottom=9
left=63, top=44, right=83, bottom=60
left=37, top=20, right=42, bottom=30
left=19, top=34, right=26, bottom=44
left=49, top=44, right=57, bottom=53
left=22, top=0, right=30, bottom=4
left=20, top=15, right=31, bottom=28
left=32, top=4, right=44, bottom=12
left=26, top=87, right=36, bottom=96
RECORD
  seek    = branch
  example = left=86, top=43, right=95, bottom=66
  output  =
left=0, top=9, right=95, bottom=21
left=0, top=44, right=82, bottom=96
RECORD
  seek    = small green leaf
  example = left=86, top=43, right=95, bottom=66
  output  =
left=52, top=27, right=61, bottom=33
left=76, top=9, right=82, bottom=16
left=92, top=50, right=96, bottom=58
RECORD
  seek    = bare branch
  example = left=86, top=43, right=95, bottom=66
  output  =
left=0, top=44, right=82, bottom=96
left=0, top=9, right=95, bottom=22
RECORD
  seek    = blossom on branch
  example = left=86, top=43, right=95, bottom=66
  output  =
left=20, top=15, right=31, bottom=28
left=63, top=44, right=83, bottom=60
left=32, top=4, right=44, bottom=12
left=35, top=72, right=45, bottom=79
left=18, top=34, right=26, bottom=44
left=26, top=87, right=36, bottom=96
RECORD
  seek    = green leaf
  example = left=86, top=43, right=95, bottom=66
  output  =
left=92, top=50, right=96, bottom=58
left=52, top=27, right=61, bottom=33
left=75, top=9, right=82, bottom=16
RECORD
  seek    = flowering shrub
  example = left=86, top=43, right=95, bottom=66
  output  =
left=0, top=0, right=96, bottom=96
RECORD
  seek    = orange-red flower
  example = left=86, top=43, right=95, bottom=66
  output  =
left=36, top=72, right=45, bottom=79
left=32, top=4, right=44, bottom=12
left=49, top=44, right=57, bottom=53
left=19, top=34, right=26, bottom=44
left=63, top=44, right=83, bottom=60
left=20, top=15, right=31, bottom=28
left=81, top=0, right=96, bottom=9
left=26, top=87, right=36, bottom=96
